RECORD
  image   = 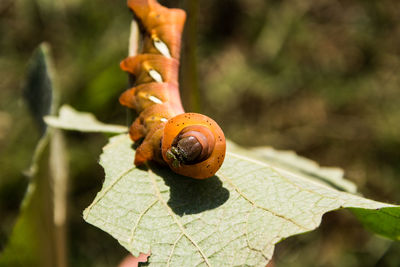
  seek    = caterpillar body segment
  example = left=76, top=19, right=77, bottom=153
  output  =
left=120, top=0, right=226, bottom=179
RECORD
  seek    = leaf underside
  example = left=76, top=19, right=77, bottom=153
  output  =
left=83, top=134, right=399, bottom=267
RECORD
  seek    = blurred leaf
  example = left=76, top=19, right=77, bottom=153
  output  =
left=0, top=44, right=57, bottom=267
left=83, top=134, right=399, bottom=266
left=22, top=43, right=54, bottom=136
left=83, top=65, right=125, bottom=111
left=249, top=145, right=356, bottom=193
left=0, top=135, right=55, bottom=267
left=351, top=207, right=400, bottom=241
left=0, top=111, right=11, bottom=141
left=44, top=105, right=127, bottom=133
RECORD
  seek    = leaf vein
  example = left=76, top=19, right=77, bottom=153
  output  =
left=167, top=233, right=184, bottom=267
left=129, top=199, right=158, bottom=250
left=244, top=206, right=270, bottom=264
left=84, top=166, right=135, bottom=220
left=219, top=172, right=309, bottom=230
left=227, top=152, right=337, bottom=199
left=148, top=169, right=212, bottom=267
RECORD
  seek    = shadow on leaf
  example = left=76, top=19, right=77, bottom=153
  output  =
left=150, top=164, right=230, bottom=216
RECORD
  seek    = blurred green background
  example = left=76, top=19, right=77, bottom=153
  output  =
left=0, top=0, right=399, bottom=266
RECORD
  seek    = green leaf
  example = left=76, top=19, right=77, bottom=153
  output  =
left=83, top=134, right=399, bottom=266
left=0, top=44, right=60, bottom=267
left=22, top=43, right=55, bottom=136
left=44, top=105, right=127, bottom=133
left=350, top=207, right=400, bottom=241
left=0, top=135, right=55, bottom=267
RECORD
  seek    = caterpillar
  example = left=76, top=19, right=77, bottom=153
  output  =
left=119, top=0, right=226, bottom=179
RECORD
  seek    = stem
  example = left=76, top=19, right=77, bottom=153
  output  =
left=129, top=20, right=140, bottom=57
left=127, top=20, right=141, bottom=125
left=50, top=129, right=69, bottom=267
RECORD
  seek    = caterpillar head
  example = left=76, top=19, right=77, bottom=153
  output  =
left=161, top=113, right=226, bottom=179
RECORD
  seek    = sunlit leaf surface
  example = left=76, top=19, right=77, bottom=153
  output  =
left=83, top=134, right=399, bottom=266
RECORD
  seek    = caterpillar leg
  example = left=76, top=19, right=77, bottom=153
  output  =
left=134, top=127, right=164, bottom=166
left=129, top=104, right=173, bottom=141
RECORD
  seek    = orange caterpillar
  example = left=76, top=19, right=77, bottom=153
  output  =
left=119, top=0, right=226, bottom=179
